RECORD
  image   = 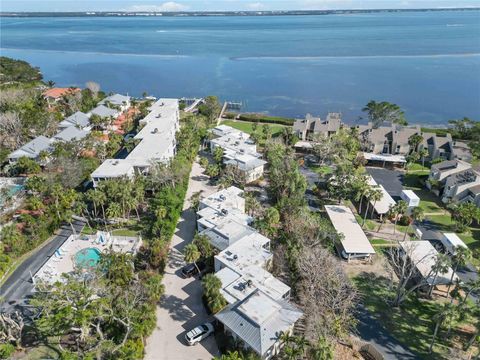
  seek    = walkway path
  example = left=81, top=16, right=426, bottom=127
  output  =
left=144, top=161, right=220, bottom=360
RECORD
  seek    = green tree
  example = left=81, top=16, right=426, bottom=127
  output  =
left=428, top=253, right=452, bottom=298
left=429, top=303, right=457, bottom=353
left=184, top=243, right=201, bottom=274
left=193, top=234, right=214, bottom=259
left=403, top=207, right=425, bottom=240
left=13, top=156, right=41, bottom=175
left=447, top=246, right=472, bottom=299
left=205, top=164, right=220, bottom=178
left=392, top=200, right=408, bottom=234
left=449, top=202, right=480, bottom=232
left=362, top=100, right=407, bottom=128
left=408, top=133, right=423, bottom=153
left=419, top=148, right=430, bottom=168
left=213, top=146, right=224, bottom=164
left=201, top=273, right=227, bottom=313
left=308, top=337, right=334, bottom=360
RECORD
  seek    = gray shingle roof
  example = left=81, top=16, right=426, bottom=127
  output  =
left=59, top=111, right=90, bottom=128
left=99, top=94, right=130, bottom=107
left=90, top=105, right=118, bottom=118
left=54, top=126, right=89, bottom=142
left=214, top=289, right=302, bottom=356
left=9, top=136, right=52, bottom=159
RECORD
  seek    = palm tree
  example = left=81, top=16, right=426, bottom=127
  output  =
left=353, top=178, right=369, bottom=214
left=392, top=200, right=408, bottom=234
left=429, top=253, right=452, bottom=298
left=429, top=303, right=456, bottom=353
left=184, top=243, right=201, bottom=274
left=377, top=204, right=394, bottom=233
left=369, top=187, right=383, bottom=218
left=403, top=207, right=425, bottom=240
left=419, top=148, right=429, bottom=168
left=245, top=193, right=260, bottom=217
left=106, top=202, right=122, bottom=220
left=408, top=133, right=424, bottom=153
left=447, top=246, right=472, bottom=299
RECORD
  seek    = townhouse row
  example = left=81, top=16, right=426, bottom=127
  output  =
left=196, top=187, right=302, bottom=359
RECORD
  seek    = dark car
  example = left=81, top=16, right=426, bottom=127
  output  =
left=181, top=262, right=205, bottom=278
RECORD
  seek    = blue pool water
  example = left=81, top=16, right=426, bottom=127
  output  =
left=74, top=247, right=101, bottom=269
left=1, top=11, right=479, bottom=124
left=0, top=184, right=25, bottom=206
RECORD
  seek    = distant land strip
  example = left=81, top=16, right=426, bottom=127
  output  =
left=1, top=8, right=480, bottom=18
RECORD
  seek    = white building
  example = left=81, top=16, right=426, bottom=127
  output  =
left=325, top=205, right=376, bottom=261
left=401, top=190, right=420, bottom=208
left=91, top=98, right=179, bottom=186
left=196, top=187, right=302, bottom=359
left=58, top=111, right=91, bottom=130
left=440, top=233, right=468, bottom=255
left=209, top=125, right=265, bottom=183
left=8, top=136, right=53, bottom=164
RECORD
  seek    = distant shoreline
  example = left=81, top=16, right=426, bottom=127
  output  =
left=1, top=8, right=479, bottom=18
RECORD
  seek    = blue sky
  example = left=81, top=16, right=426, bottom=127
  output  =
left=2, top=0, right=480, bottom=12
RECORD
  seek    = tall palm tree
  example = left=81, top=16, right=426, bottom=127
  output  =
left=184, top=243, right=201, bottom=274
left=428, top=253, right=452, bottom=298
left=377, top=204, right=395, bottom=233
left=369, top=187, right=383, bottom=218
left=393, top=200, right=408, bottom=234
left=429, top=303, right=456, bottom=353
left=403, top=207, right=425, bottom=240
left=419, top=148, right=429, bottom=168
left=447, top=246, right=472, bottom=299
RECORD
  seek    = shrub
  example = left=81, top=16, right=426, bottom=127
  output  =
left=0, top=344, right=15, bottom=359
left=237, top=113, right=295, bottom=126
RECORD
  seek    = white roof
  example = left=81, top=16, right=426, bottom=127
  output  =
left=53, top=126, right=89, bottom=142
left=200, top=186, right=245, bottom=214
left=202, top=219, right=254, bottom=250
left=225, top=153, right=267, bottom=171
left=211, top=131, right=259, bottom=158
left=215, top=232, right=273, bottom=271
left=401, top=189, right=420, bottom=201
left=212, top=124, right=241, bottom=137
left=442, top=233, right=468, bottom=250
left=197, top=206, right=251, bottom=230
left=91, top=159, right=136, bottom=178
left=89, top=105, right=119, bottom=118
left=135, top=98, right=178, bottom=140
left=324, top=205, right=375, bottom=255
left=9, top=136, right=52, bottom=159
left=367, top=176, right=397, bottom=215
left=127, top=136, right=174, bottom=163
left=363, top=152, right=406, bottom=163
left=399, top=241, right=458, bottom=285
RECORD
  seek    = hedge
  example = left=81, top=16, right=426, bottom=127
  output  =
left=235, top=113, right=295, bottom=126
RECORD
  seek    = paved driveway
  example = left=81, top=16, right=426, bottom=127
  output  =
left=0, top=219, right=86, bottom=313
left=144, top=161, right=220, bottom=360
left=366, top=167, right=404, bottom=199
left=355, top=305, right=419, bottom=360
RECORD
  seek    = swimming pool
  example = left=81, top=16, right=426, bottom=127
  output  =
left=0, top=184, right=25, bottom=206
left=74, top=247, right=101, bottom=269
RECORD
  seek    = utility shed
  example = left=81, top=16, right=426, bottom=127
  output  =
left=401, top=190, right=420, bottom=208
left=441, top=233, right=468, bottom=255
left=324, top=205, right=375, bottom=261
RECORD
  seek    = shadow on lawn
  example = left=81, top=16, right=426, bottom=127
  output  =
left=354, top=272, right=465, bottom=359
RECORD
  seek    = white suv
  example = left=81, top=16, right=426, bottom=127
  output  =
left=185, top=322, right=214, bottom=346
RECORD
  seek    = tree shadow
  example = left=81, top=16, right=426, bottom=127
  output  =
left=158, top=294, right=195, bottom=323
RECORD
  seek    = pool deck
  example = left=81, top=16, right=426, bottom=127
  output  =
left=33, top=231, right=141, bottom=285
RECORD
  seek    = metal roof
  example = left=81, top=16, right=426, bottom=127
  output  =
left=324, top=205, right=375, bottom=255
left=9, top=136, right=52, bottom=159
left=214, top=289, right=303, bottom=357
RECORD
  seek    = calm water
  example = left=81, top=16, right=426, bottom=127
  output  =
left=1, top=11, right=480, bottom=124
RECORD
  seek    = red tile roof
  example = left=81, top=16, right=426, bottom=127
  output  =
left=43, top=87, right=81, bottom=99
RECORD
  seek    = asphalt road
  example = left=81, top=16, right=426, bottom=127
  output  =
left=355, top=305, right=419, bottom=360
left=0, top=219, right=85, bottom=313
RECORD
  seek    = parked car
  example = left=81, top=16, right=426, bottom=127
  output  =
left=185, top=323, right=214, bottom=346
left=180, top=262, right=205, bottom=278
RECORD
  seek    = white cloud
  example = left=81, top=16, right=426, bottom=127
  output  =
left=124, top=2, right=189, bottom=12
left=247, top=2, right=267, bottom=10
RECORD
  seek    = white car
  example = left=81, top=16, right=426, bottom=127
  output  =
left=185, top=322, right=214, bottom=346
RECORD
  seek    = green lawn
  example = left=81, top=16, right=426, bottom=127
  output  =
left=221, top=120, right=286, bottom=137
left=413, top=190, right=445, bottom=214
left=354, top=214, right=377, bottom=231
left=308, top=164, right=334, bottom=176
left=370, top=238, right=394, bottom=246
left=111, top=228, right=139, bottom=237
left=354, top=273, right=475, bottom=359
